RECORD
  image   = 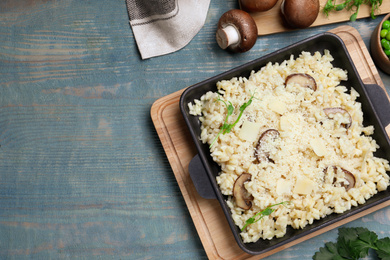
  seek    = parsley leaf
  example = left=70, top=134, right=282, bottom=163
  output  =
left=336, top=227, right=370, bottom=259
left=359, top=230, right=378, bottom=245
left=349, top=239, right=371, bottom=259
left=376, top=237, right=390, bottom=260
left=313, top=227, right=390, bottom=260
left=313, top=242, right=343, bottom=260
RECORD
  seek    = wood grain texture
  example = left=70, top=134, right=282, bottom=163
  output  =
left=151, top=26, right=390, bottom=259
left=0, top=0, right=389, bottom=259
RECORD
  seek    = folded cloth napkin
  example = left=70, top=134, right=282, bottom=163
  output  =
left=126, top=0, right=210, bottom=59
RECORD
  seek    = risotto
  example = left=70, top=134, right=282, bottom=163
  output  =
left=188, top=50, right=390, bottom=243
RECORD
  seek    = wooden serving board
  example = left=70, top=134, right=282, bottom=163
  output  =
left=249, top=1, right=390, bottom=36
left=151, top=26, right=390, bottom=260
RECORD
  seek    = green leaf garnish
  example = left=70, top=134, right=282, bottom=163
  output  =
left=376, top=237, right=390, bottom=259
left=209, top=93, right=256, bottom=148
left=322, top=0, right=382, bottom=21
left=313, top=227, right=390, bottom=260
left=241, top=201, right=291, bottom=231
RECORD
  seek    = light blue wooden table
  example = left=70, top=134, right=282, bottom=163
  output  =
left=0, top=1, right=389, bottom=259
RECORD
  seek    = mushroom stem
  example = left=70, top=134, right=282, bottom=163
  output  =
left=280, top=0, right=285, bottom=15
left=216, top=25, right=240, bottom=50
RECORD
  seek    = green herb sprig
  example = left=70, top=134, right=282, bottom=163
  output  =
left=323, top=0, right=383, bottom=21
left=313, top=227, right=390, bottom=259
left=241, top=201, right=291, bottom=231
left=209, top=93, right=256, bottom=148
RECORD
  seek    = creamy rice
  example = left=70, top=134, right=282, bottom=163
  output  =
left=189, top=50, right=390, bottom=243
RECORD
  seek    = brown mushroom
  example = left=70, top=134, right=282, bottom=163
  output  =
left=285, top=73, right=317, bottom=91
left=323, top=107, right=352, bottom=129
left=281, top=0, right=320, bottom=29
left=216, top=9, right=258, bottom=53
left=341, top=168, right=356, bottom=191
left=233, top=173, right=254, bottom=210
left=325, top=166, right=356, bottom=191
left=255, top=129, right=280, bottom=163
left=240, top=0, right=279, bottom=12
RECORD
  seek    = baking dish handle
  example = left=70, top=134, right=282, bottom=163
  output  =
left=364, top=84, right=390, bottom=128
left=188, top=154, right=217, bottom=199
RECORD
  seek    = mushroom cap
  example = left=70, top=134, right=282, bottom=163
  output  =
left=281, top=0, right=319, bottom=29
left=216, top=9, right=258, bottom=53
left=240, top=0, right=279, bottom=12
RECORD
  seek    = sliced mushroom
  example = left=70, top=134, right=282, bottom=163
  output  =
left=216, top=9, right=258, bottom=53
left=324, top=166, right=356, bottom=191
left=255, top=129, right=280, bottom=163
left=281, top=0, right=319, bottom=29
left=233, top=173, right=253, bottom=210
left=341, top=168, right=356, bottom=191
left=285, top=73, right=317, bottom=91
left=240, top=0, right=279, bottom=12
left=323, top=107, right=352, bottom=129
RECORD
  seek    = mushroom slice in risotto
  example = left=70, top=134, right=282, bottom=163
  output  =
left=325, top=166, right=356, bottom=191
left=255, top=129, right=280, bottom=163
left=233, top=173, right=253, bottom=210
left=323, top=107, right=352, bottom=129
left=285, top=73, right=317, bottom=91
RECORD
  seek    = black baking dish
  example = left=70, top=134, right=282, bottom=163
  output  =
left=179, top=32, right=390, bottom=255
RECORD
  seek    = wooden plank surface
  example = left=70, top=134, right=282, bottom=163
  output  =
left=250, top=0, right=390, bottom=35
left=151, top=25, right=390, bottom=259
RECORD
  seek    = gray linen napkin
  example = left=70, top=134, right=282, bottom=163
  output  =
left=126, top=0, right=210, bottom=59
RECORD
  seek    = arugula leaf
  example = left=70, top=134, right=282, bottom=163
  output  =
left=209, top=93, right=256, bottom=148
